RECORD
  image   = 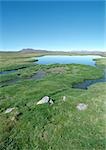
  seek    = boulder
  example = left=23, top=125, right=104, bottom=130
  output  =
left=36, top=96, right=50, bottom=105
left=63, top=96, right=66, bottom=101
left=4, top=108, right=15, bottom=114
left=49, top=99, right=54, bottom=105
left=36, top=96, right=54, bottom=105
left=76, top=103, right=88, bottom=111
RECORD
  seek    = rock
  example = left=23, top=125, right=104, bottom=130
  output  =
left=76, top=103, right=88, bottom=111
left=36, top=96, right=50, bottom=105
left=63, top=96, right=66, bottom=101
left=4, top=108, right=15, bottom=114
left=49, top=99, right=54, bottom=105
left=36, top=96, right=54, bottom=105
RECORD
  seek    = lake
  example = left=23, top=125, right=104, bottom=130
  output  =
left=36, top=55, right=101, bottom=66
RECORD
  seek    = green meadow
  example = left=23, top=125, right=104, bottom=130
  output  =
left=0, top=52, right=106, bottom=150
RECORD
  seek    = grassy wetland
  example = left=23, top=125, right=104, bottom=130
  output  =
left=0, top=52, right=106, bottom=150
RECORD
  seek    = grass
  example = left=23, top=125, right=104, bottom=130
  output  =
left=0, top=52, right=106, bottom=150
left=0, top=52, right=41, bottom=71
left=0, top=63, right=103, bottom=85
left=95, top=58, right=106, bottom=67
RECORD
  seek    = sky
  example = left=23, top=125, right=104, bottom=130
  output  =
left=0, top=0, right=105, bottom=51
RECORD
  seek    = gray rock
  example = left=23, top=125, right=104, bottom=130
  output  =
left=37, top=96, right=54, bottom=105
left=4, top=108, right=15, bottom=114
left=76, top=103, right=88, bottom=111
left=49, top=99, right=54, bottom=105
left=63, top=96, right=66, bottom=101
left=36, top=96, right=50, bottom=105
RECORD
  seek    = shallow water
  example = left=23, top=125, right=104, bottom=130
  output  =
left=72, top=68, right=106, bottom=89
left=0, top=70, right=16, bottom=75
left=29, top=71, right=46, bottom=80
left=0, top=66, right=27, bottom=75
left=0, top=71, right=46, bottom=88
left=36, top=55, right=101, bottom=66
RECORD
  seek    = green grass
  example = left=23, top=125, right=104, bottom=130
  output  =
left=0, top=52, right=41, bottom=71
left=0, top=52, right=106, bottom=150
left=95, top=58, right=106, bottom=68
left=0, top=63, right=103, bottom=84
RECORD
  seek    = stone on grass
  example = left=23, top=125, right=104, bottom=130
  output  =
left=4, top=108, right=15, bottom=114
left=76, top=103, right=88, bottom=111
left=36, top=96, right=54, bottom=105
left=36, top=96, right=50, bottom=105
left=63, top=96, right=66, bottom=101
left=49, top=99, right=54, bottom=105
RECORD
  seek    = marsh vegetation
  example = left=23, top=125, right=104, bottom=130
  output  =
left=0, top=52, right=106, bottom=150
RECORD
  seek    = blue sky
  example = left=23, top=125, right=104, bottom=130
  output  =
left=0, top=1, right=105, bottom=51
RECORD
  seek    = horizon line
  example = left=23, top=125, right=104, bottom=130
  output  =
left=0, top=48, right=106, bottom=52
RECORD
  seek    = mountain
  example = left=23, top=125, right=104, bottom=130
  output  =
left=19, top=48, right=48, bottom=53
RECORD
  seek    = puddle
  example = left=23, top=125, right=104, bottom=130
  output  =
left=29, top=71, right=46, bottom=80
left=0, top=66, right=27, bottom=75
left=0, top=70, right=17, bottom=75
left=0, top=71, right=46, bottom=87
left=72, top=68, right=106, bottom=89
left=0, top=78, right=20, bottom=88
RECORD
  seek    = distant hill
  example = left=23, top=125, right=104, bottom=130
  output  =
left=19, top=48, right=48, bottom=53
left=69, top=50, right=106, bottom=57
left=0, top=48, right=106, bottom=57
